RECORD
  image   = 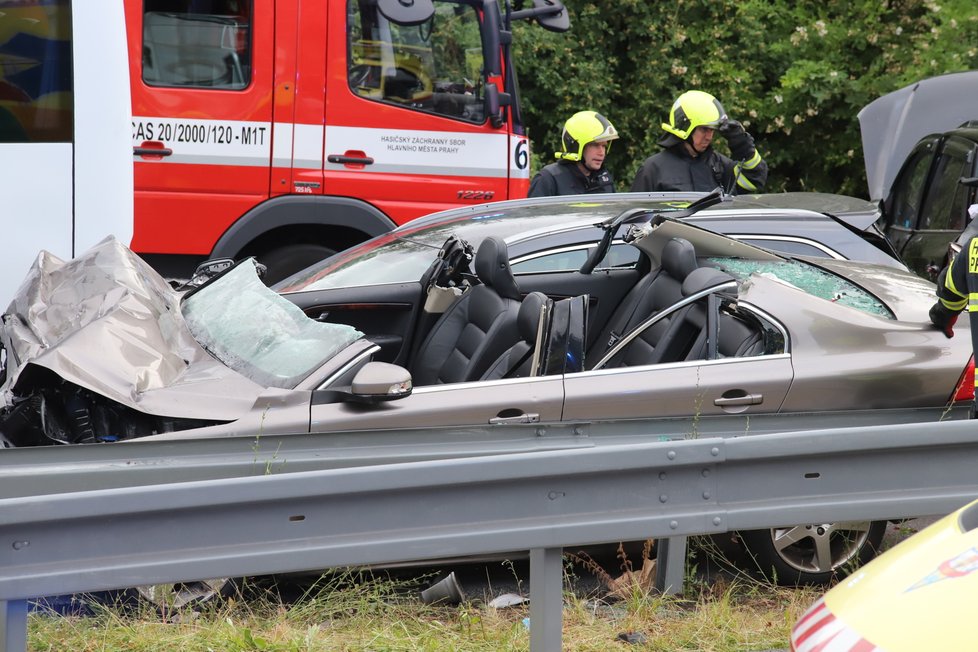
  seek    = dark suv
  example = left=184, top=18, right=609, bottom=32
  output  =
left=859, top=71, right=978, bottom=280
left=882, top=121, right=978, bottom=279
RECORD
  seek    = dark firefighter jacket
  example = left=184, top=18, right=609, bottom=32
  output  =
left=931, top=235, right=978, bottom=404
left=528, top=160, right=615, bottom=197
left=630, top=132, right=767, bottom=194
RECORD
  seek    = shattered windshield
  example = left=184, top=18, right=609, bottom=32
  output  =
left=708, top=258, right=893, bottom=318
left=182, top=260, right=364, bottom=388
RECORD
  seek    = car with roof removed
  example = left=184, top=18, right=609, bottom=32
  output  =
left=0, top=190, right=971, bottom=588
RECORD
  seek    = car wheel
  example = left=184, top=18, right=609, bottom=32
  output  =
left=259, top=244, right=336, bottom=286
left=738, top=520, right=886, bottom=585
left=134, top=578, right=235, bottom=611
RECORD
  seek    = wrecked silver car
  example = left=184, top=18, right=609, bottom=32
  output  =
left=1, top=194, right=971, bottom=450
left=0, top=238, right=369, bottom=446
left=1, top=194, right=973, bottom=586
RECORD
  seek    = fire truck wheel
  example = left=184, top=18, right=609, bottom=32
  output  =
left=259, top=244, right=336, bottom=285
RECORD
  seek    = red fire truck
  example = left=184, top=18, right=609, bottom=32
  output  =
left=127, top=0, right=568, bottom=282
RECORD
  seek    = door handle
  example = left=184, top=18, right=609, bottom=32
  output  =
left=327, top=154, right=374, bottom=166
left=133, top=145, right=173, bottom=158
left=489, top=412, right=540, bottom=425
left=714, top=393, right=763, bottom=407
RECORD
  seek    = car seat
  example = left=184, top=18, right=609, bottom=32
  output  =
left=411, top=236, right=522, bottom=385
left=586, top=237, right=698, bottom=368
left=480, top=292, right=551, bottom=381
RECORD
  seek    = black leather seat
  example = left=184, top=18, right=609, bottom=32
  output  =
left=586, top=237, right=699, bottom=368
left=411, top=236, right=522, bottom=385
left=676, top=268, right=764, bottom=361
left=601, top=267, right=742, bottom=368
left=480, top=292, right=551, bottom=381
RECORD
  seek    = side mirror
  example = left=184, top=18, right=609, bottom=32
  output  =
left=349, top=361, right=413, bottom=403
left=376, top=0, right=434, bottom=25
left=190, top=258, right=235, bottom=283
left=509, top=0, right=570, bottom=33
left=485, top=84, right=510, bottom=129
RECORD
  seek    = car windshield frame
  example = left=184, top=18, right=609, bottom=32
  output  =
left=181, top=259, right=364, bottom=388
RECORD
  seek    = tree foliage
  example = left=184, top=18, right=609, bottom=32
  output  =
left=513, top=0, right=978, bottom=196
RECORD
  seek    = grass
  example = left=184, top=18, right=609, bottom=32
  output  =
left=26, top=557, right=821, bottom=652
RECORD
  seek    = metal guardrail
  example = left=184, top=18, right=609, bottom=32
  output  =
left=0, top=407, right=959, bottom=498
left=2, top=416, right=978, bottom=651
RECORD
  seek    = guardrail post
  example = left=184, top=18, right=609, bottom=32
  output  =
left=1, top=599, right=27, bottom=652
left=529, top=547, right=563, bottom=651
left=655, top=536, right=687, bottom=595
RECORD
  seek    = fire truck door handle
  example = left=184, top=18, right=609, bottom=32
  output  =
left=327, top=154, right=374, bottom=165
left=133, top=146, right=173, bottom=157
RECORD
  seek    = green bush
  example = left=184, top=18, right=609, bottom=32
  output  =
left=514, top=0, right=978, bottom=196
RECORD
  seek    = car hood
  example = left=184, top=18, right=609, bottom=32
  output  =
left=0, top=237, right=264, bottom=420
left=795, top=501, right=978, bottom=651
left=859, top=70, right=978, bottom=202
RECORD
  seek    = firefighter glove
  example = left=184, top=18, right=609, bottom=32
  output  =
left=929, top=302, right=959, bottom=338
left=718, top=120, right=755, bottom=160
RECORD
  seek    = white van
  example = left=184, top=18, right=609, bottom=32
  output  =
left=0, top=1, right=132, bottom=308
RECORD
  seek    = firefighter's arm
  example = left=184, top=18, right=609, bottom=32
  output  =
left=930, top=251, right=970, bottom=337
left=720, top=120, right=767, bottom=193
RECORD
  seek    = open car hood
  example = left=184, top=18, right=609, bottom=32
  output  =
left=0, top=237, right=263, bottom=420
left=859, top=70, right=978, bottom=202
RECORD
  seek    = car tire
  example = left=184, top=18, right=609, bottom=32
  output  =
left=738, top=520, right=887, bottom=585
left=259, top=244, right=336, bottom=286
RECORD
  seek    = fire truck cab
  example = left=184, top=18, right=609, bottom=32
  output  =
left=128, top=0, right=568, bottom=282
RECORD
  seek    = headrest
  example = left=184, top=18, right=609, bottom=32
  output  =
left=661, top=237, right=698, bottom=280
left=682, top=267, right=736, bottom=297
left=474, top=236, right=521, bottom=301
left=518, top=292, right=549, bottom=343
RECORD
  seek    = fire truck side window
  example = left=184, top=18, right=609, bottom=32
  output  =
left=142, top=0, right=252, bottom=90
left=348, top=0, right=486, bottom=123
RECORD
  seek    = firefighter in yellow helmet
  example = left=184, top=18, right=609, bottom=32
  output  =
left=631, top=90, right=767, bottom=194
left=528, top=111, right=619, bottom=197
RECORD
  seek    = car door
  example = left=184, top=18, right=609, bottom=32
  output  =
left=561, top=299, right=793, bottom=421
left=309, top=375, right=564, bottom=432
left=324, top=0, right=511, bottom=225
left=900, top=135, right=978, bottom=279
left=883, top=136, right=938, bottom=273
left=130, top=0, right=273, bottom=262
left=561, top=356, right=793, bottom=422
left=287, top=281, right=425, bottom=367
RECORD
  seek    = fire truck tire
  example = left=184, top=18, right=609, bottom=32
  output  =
left=259, top=244, right=336, bottom=285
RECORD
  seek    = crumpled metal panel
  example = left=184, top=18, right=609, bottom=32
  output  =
left=0, top=237, right=262, bottom=420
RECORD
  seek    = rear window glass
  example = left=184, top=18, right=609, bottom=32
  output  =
left=708, top=257, right=893, bottom=318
